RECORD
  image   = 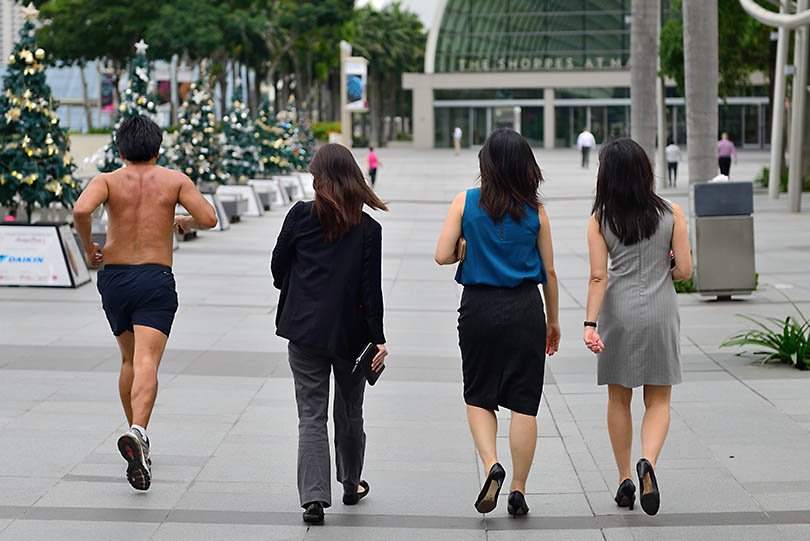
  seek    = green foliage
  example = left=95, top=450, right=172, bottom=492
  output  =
left=36, top=0, right=162, bottom=67
left=0, top=17, right=78, bottom=221
left=659, top=0, right=771, bottom=98
left=755, top=166, right=810, bottom=192
left=162, top=79, right=228, bottom=185
left=673, top=277, right=696, bottom=294
left=221, top=84, right=261, bottom=183
left=144, top=0, right=228, bottom=61
left=311, top=121, right=340, bottom=140
left=98, top=45, right=159, bottom=172
left=721, top=298, right=810, bottom=370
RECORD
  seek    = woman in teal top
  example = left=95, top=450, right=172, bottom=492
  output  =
left=435, top=128, right=560, bottom=517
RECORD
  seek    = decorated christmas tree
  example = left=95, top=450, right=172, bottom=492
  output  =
left=254, top=100, right=291, bottom=176
left=296, top=106, right=316, bottom=170
left=163, top=77, right=228, bottom=187
left=221, top=83, right=260, bottom=184
left=98, top=40, right=158, bottom=172
left=0, top=3, right=77, bottom=222
left=276, top=105, right=304, bottom=171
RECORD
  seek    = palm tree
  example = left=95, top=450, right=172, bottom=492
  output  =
left=630, top=0, right=660, bottom=165
left=683, top=0, right=719, bottom=183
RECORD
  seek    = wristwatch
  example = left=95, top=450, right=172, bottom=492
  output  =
left=583, top=321, right=597, bottom=328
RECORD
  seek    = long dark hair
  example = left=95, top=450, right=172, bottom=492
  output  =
left=593, top=138, right=669, bottom=245
left=309, top=143, right=388, bottom=241
left=478, top=128, right=542, bottom=222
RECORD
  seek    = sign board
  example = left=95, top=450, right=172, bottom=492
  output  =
left=0, top=224, right=91, bottom=288
left=345, top=58, right=368, bottom=112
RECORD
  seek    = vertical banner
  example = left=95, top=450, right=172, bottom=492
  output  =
left=100, top=73, right=115, bottom=112
left=345, top=59, right=369, bottom=112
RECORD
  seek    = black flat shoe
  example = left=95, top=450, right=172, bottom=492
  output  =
left=614, top=478, right=636, bottom=510
left=474, top=463, right=506, bottom=514
left=302, top=501, right=324, bottom=524
left=507, top=490, right=530, bottom=517
left=343, top=480, right=370, bottom=505
left=636, top=458, right=660, bottom=516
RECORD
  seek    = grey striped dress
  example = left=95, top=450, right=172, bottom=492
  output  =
left=597, top=207, right=682, bottom=387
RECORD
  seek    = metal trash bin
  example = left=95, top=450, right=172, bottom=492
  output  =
left=690, top=181, right=756, bottom=300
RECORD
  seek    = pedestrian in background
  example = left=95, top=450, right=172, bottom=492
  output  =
left=717, top=132, right=737, bottom=177
left=365, top=147, right=380, bottom=187
left=665, top=138, right=680, bottom=187
left=272, top=143, right=389, bottom=525
left=583, top=138, right=692, bottom=517
left=453, top=126, right=463, bottom=155
left=577, top=127, right=596, bottom=168
left=435, top=128, right=560, bottom=517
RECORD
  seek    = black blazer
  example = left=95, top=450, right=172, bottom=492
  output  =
left=271, top=201, right=385, bottom=361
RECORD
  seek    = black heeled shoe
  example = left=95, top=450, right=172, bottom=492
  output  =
left=302, top=501, right=324, bottom=524
left=507, top=490, right=530, bottom=516
left=343, top=480, right=370, bottom=505
left=636, top=458, right=660, bottom=516
left=474, top=463, right=506, bottom=514
left=614, top=478, right=636, bottom=510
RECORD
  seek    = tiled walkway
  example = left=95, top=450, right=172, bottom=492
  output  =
left=1, top=147, right=809, bottom=540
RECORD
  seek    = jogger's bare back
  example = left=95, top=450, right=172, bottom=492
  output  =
left=101, top=165, right=184, bottom=266
left=76, top=163, right=216, bottom=268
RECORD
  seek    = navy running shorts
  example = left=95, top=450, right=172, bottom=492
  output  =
left=97, top=264, right=178, bottom=337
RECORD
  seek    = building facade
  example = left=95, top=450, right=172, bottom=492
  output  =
left=1, top=0, right=24, bottom=64
left=403, top=0, right=770, bottom=149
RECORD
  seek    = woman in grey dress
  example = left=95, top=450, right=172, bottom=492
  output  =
left=583, top=138, right=692, bottom=516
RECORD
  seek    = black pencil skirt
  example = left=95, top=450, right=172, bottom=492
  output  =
left=458, top=281, right=546, bottom=416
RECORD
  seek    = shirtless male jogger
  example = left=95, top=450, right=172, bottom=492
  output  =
left=73, top=116, right=218, bottom=490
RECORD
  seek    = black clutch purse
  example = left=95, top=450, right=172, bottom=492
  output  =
left=352, top=343, right=385, bottom=386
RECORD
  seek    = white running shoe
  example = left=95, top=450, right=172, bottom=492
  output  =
left=117, top=429, right=151, bottom=490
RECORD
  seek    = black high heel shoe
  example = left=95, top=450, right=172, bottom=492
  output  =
left=636, top=458, right=660, bottom=516
left=507, top=490, right=530, bottom=516
left=474, top=463, right=506, bottom=514
left=614, top=478, right=636, bottom=510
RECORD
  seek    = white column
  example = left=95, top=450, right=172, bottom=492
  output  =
left=410, top=82, right=434, bottom=149
left=656, top=76, right=667, bottom=190
left=788, top=0, right=809, bottom=212
left=339, top=40, right=352, bottom=148
left=544, top=88, right=555, bottom=149
left=768, top=11, right=788, bottom=200
left=513, top=106, right=521, bottom=134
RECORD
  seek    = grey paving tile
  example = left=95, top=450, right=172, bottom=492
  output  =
left=303, top=527, right=486, bottom=540
left=151, top=523, right=306, bottom=541
left=625, top=525, right=784, bottom=541
left=779, top=524, right=810, bottom=541
left=33, top=480, right=190, bottom=510
left=488, top=530, right=605, bottom=541
left=0, top=477, right=58, bottom=507
left=0, top=520, right=158, bottom=541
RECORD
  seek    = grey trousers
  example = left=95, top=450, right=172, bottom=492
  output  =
left=288, top=342, right=366, bottom=508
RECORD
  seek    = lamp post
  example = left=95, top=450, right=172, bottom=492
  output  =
left=739, top=0, right=810, bottom=212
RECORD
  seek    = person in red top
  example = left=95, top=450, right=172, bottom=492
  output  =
left=365, top=147, right=380, bottom=187
left=717, top=132, right=737, bottom=177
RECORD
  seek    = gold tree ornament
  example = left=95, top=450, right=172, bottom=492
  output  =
left=35, top=48, right=45, bottom=60
left=8, top=55, right=15, bottom=64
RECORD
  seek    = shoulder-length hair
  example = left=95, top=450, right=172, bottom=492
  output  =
left=593, top=138, right=670, bottom=245
left=309, top=143, right=388, bottom=241
left=478, top=128, right=543, bottom=222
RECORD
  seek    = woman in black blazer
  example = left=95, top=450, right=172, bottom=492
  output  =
left=271, top=143, right=388, bottom=525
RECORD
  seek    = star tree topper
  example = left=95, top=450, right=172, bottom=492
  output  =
left=21, top=2, right=39, bottom=21
left=134, top=39, right=149, bottom=56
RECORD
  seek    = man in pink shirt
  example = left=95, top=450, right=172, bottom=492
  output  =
left=717, top=132, right=737, bottom=176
